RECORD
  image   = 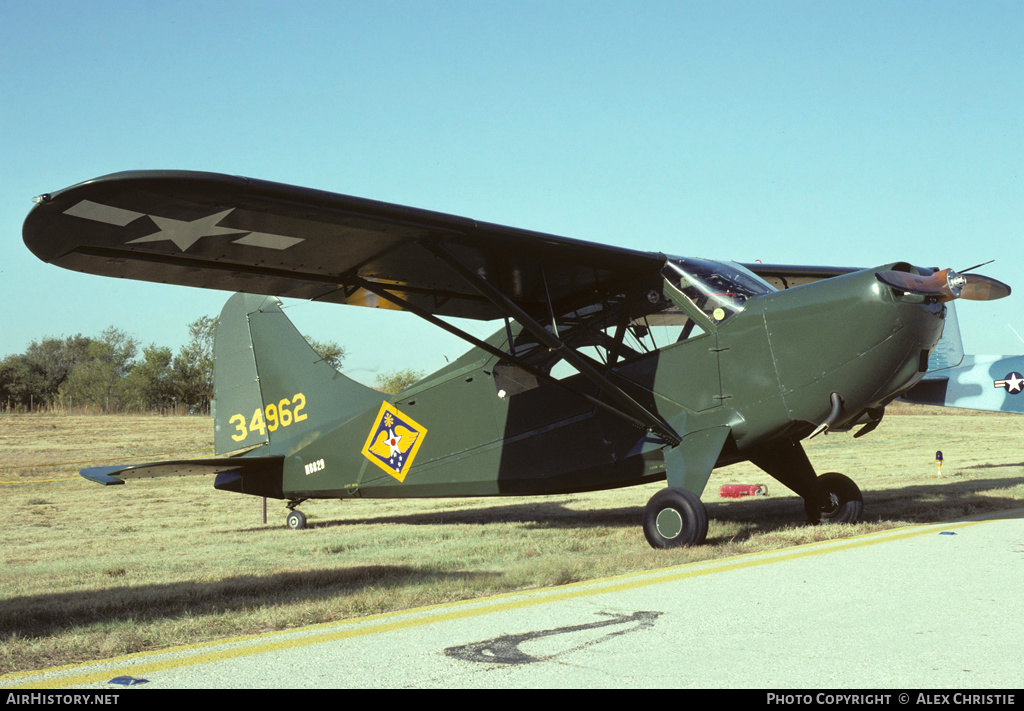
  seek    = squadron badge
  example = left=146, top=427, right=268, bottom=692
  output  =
left=360, top=402, right=428, bottom=482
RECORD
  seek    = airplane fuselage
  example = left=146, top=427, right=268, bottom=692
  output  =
left=269, top=264, right=945, bottom=503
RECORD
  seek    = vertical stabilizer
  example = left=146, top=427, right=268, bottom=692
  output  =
left=213, top=293, right=384, bottom=454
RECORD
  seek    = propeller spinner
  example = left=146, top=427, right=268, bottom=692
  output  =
left=875, top=267, right=1011, bottom=302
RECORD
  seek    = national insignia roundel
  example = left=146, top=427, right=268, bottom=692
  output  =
left=994, top=372, right=1024, bottom=395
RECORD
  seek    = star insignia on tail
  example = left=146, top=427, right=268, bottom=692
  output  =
left=994, top=372, right=1024, bottom=394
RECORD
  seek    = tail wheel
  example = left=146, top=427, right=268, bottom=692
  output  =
left=643, top=487, right=708, bottom=549
left=805, top=472, right=863, bottom=524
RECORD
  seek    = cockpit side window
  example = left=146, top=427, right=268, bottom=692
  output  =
left=625, top=284, right=707, bottom=351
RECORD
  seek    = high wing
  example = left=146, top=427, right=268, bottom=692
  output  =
left=23, top=171, right=667, bottom=321
left=24, top=171, right=877, bottom=323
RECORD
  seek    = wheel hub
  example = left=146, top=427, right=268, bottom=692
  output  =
left=655, top=508, right=684, bottom=539
left=821, top=492, right=841, bottom=517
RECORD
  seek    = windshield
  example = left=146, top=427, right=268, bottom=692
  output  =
left=663, top=257, right=775, bottom=323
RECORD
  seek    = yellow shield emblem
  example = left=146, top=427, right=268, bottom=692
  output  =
left=360, top=402, right=428, bottom=482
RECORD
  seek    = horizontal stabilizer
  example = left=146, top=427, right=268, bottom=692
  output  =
left=80, top=455, right=284, bottom=485
left=902, top=354, right=1024, bottom=414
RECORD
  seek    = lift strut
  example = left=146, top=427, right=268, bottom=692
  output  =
left=422, top=239, right=682, bottom=446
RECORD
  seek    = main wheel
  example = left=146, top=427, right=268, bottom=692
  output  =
left=643, top=487, right=709, bottom=549
left=805, top=472, right=863, bottom=524
left=286, top=510, right=307, bottom=530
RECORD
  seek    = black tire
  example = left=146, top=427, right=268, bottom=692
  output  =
left=286, top=510, right=307, bottom=530
left=805, top=472, right=863, bottom=524
left=643, top=487, right=709, bottom=549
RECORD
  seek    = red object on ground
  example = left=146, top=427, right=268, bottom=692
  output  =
left=718, top=484, right=768, bottom=498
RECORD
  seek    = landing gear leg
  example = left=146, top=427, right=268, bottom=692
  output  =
left=643, top=425, right=727, bottom=549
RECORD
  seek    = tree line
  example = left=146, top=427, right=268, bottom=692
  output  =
left=0, top=316, right=347, bottom=414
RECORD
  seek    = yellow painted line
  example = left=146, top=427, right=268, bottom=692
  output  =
left=6, top=508, right=1023, bottom=689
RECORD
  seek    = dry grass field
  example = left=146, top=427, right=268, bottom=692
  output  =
left=2, top=409, right=1023, bottom=675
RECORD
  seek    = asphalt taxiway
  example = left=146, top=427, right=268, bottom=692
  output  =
left=4, top=508, right=1022, bottom=689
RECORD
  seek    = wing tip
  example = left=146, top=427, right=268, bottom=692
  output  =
left=80, top=466, right=127, bottom=485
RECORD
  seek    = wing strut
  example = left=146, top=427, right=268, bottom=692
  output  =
left=347, top=274, right=670, bottom=436
left=423, top=240, right=682, bottom=446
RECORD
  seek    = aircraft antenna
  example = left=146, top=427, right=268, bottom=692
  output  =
left=1009, top=324, right=1024, bottom=347
left=960, top=259, right=994, bottom=273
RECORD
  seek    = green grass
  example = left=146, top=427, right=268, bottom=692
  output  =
left=1, top=411, right=1022, bottom=675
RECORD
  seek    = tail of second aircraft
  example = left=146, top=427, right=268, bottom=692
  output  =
left=213, top=293, right=384, bottom=454
left=900, top=302, right=1024, bottom=413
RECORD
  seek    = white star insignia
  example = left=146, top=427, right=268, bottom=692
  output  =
left=126, top=209, right=247, bottom=251
left=64, top=200, right=305, bottom=252
left=1005, top=373, right=1023, bottom=394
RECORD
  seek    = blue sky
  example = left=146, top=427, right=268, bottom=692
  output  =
left=3, top=1, right=1022, bottom=385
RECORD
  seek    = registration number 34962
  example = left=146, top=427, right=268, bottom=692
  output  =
left=228, top=393, right=308, bottom=441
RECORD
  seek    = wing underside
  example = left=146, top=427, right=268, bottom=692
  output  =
left=24, top=171, right=664, bottom=321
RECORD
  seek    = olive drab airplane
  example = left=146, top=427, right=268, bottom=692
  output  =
left=22, top=171, right=1013, bottom=548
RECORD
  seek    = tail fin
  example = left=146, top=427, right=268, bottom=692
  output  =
left=213, top=293, right=384, bottom=454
